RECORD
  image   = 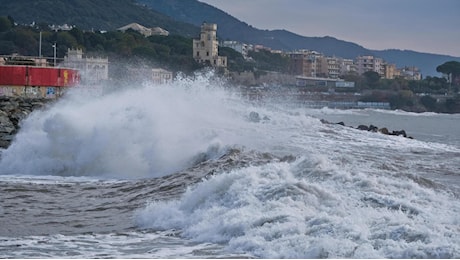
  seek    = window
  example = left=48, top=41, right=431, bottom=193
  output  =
left=206, top=51, right=209, bottom=56
left=196, top=51, right=200, bottom=57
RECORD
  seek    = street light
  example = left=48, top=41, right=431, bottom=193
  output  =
left=52, top=43, right=56, bottom=66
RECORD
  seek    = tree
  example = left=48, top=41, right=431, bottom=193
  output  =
left=436, top=61, right=460, bottom=85
left=0, top=16, right=12, bottom=32
left=420, top=95, right=437, bottom=111
left=363, top=71, right=380, bottom=88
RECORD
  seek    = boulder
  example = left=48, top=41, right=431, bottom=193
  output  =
left=369, top=125, right=379, bottom=132
left=357, top=125, right=369, bottom=131
left=379, top=127, right=389, bottom=135
left=391, top=130, right=407, bottom=137
left=248, top=111, right=261, bottom=123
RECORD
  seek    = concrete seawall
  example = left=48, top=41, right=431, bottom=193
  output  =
left=0, top=97, right=54, bottom=149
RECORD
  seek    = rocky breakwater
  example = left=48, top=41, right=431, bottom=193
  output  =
left=0, top=97, right=53, bottom=149
left=320, top=119, right=414, bottom=139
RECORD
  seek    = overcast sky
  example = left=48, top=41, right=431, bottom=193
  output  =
left=199, top=0, right=460, bottom=57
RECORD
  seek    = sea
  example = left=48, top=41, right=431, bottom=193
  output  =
left=0, top=72, right=459, bottom=258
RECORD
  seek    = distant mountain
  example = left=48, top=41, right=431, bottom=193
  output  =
left=139, top=0, right=460, bottom=76
left=0, top=0, right=199, bottom=36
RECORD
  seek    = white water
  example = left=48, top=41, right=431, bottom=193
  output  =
left=0, top=72, right=254, bottom=178
left=1, top=72, right=459, bottom=258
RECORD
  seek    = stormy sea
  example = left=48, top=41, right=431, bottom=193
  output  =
left=0, top=73, right=459, bottom=258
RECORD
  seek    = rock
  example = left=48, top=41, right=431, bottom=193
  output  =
left=369, top=125, right=379, bottom=132
left=336, top=121, right=345, bottom=126
left=248, top=111, right=261, bottom=123
left=379, top=127, right=389, bottom=135
left=391, top=130, right=407, bottom=137
left=357, top=125, right=369, bottom=131
left=0, top=97, right=52, bottom=149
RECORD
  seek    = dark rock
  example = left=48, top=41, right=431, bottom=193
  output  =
left=336, top=121, right=345, bottom=126
left=357, top=125, right=369, bottom=131
left=379, top=127, right=389, bottom=135
left=248, top=111, right=261, bottom=123
left=369, top=125, right=379, bottom=132
left=391, top=130, right=407, bottom=137
left=0, top=97, right=52, bottom=149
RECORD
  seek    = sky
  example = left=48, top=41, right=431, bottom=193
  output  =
left=199, top=0, right=460, bottom=57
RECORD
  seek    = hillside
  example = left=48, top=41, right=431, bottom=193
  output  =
left=1, top=0, right=459, bottom=76
left=139, top=0, right=460, bottom=76
left=0, top=0, right=199, bottom=36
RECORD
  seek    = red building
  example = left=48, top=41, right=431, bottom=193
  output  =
left=0, top=65, right=80, bottom=98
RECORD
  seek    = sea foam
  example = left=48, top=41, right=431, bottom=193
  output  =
left=136, top=154, right=460, bottom=258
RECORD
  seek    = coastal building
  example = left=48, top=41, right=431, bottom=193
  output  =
left=117, top=23, right=169, bottom=37
left=220, top=40, right=252, bottom=59
left=152, top=68, right=173, bottom=84
left=399, top=66, right=422, bottom=80
left=325, top=57, right=341, bottom=79
left=355, top=55, right=385, bottom=76
left=338, top=58, right=356, bottom=76
left=288, top=50, right=323, bottom=77
left=296, top=76, right=355, bottom=88
left=61, top=49, right=109, bottom=82
left=193, top=23, right=227, bottom=68
left=384, top=63, right=399, bottom=79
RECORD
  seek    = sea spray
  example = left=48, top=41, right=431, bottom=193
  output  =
left=0, top=72, right=252, bottom=178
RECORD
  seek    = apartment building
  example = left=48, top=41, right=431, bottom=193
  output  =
left=400, top=66, right=422, bottom=80
left=339, top=58, right=356, bottom=76
left=355, top=55, right=386, bottom=76
left=288, top=50, right=323, bottom=77
left=193, top=23, right=227, bottom=68
left=384, top=63, right=399, bottom=79
left=325, top=57, right=341, bottom=79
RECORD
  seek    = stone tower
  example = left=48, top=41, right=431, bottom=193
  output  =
left=193, top=23, right=227, bottom=68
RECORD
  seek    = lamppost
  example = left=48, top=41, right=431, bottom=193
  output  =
left=52, top=43, right=56, bottom=66
left=39, top=31, right=42, bottom=58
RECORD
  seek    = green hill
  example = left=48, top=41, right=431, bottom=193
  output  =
left=0, top=0, right=198, bottom=36
left=2, top=0, right=459, bottom=76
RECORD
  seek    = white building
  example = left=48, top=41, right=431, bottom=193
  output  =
left=152, top=68, right=173, bottom=84
left=221, top=40, right=251, bottom=59
left=62, top=49, right=109, bottom=82
left=118, top=23, right=169, bottom=37
left=193, top=23, right=227, bottom=68
left=339, top=58, right=356, bottom=76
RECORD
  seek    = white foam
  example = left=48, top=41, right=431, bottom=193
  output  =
left=136, top=156, right=460, bottom=258
left=0, top=231, right=238, bottom=258
left=0, top=72, right=256, bottom=179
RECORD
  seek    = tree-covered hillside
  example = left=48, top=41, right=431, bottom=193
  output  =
left=0, top=0, right=199, bottom=36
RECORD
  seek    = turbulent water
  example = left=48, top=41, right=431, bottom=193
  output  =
left=1, top=72, right=459, bottom=258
